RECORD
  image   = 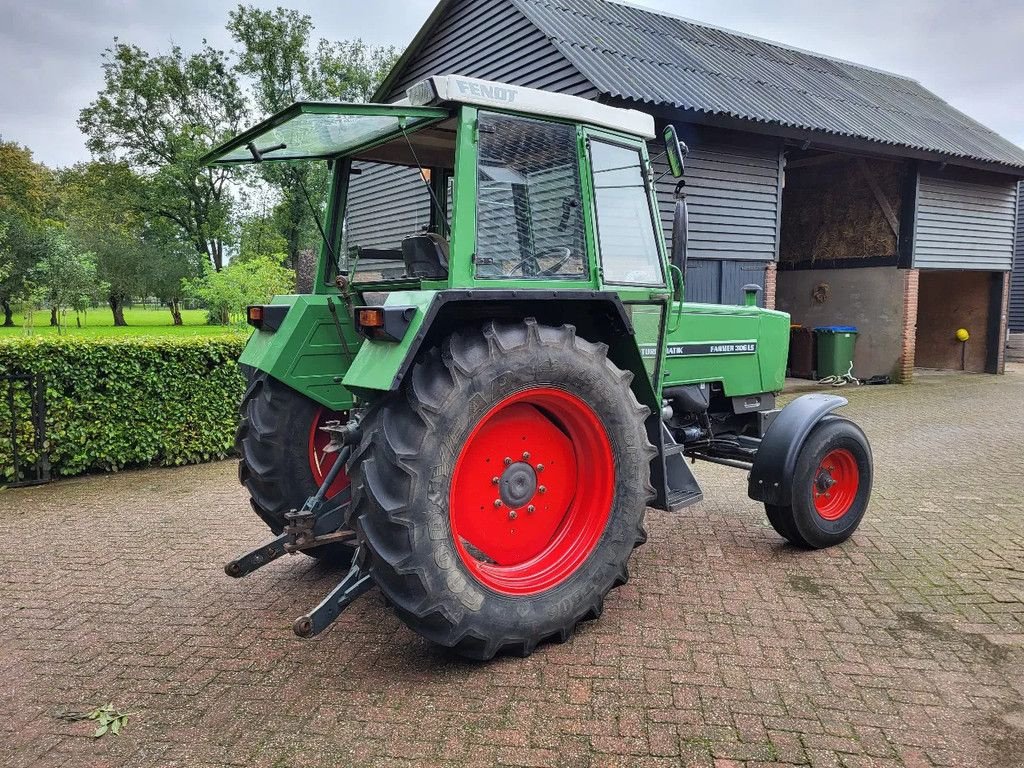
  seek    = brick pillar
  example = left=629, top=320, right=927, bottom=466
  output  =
left=763, top=262, right=777, bottom=310
left=997, top=271, right=1010, bottom=374
left=898, top=269, right=919, bottom=384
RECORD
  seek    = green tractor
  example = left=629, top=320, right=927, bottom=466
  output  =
left=211, top=75, right=872, bottom=660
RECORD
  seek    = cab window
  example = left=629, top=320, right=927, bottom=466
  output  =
left=475, top=112, right=586, bottom=279
left=589, top=140, right=663, bottom=286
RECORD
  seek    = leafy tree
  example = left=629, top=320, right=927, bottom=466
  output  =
left=31, top=230, right=107, bottom=333
left=145, top=223, right=205, bottom=325
left=0, top=212, right=46, bottom=326
left=0, top=140, right=51, bottom=219
left=60, top=161, right=150, bottom=325
left=236, top=212, right=288, bottom=263
left=315, top=39, right=400, bottom=103
left=0, top=140, right=53, bottom=325
left=227, top=6, right=399, bottom=266
left=184, top=254, right=293, bottom=324
left=78, top=41, right=248, bottom=271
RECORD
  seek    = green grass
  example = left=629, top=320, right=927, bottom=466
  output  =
left=0, top=307, right=248, bottom=338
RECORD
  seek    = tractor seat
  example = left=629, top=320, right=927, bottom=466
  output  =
left=401, top=233, right=449, bottom=279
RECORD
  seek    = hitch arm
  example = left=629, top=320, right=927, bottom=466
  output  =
left=224, top=535, right=287, bottom=578
left=292, top=550, right=373, bottom=637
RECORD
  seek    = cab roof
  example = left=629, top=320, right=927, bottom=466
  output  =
left=408, top=75, right=655, bottom=140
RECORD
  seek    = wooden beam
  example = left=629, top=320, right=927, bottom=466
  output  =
left=856, top=158, right=900, bottom=237
left=785, top=154, right=850, bottom=170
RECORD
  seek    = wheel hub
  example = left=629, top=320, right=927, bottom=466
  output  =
left=499, top=461, right=538, bottom=508
left=814, top=470, right=836, bottom=494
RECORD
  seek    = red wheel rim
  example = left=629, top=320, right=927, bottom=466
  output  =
left=449, top=387, right=615, bottom=595
left=812, top=448, right=859, bottom=521
left=308, top=406, right=350, bottom=499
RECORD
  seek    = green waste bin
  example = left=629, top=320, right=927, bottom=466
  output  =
left=814, top=326, right=858, bottom=378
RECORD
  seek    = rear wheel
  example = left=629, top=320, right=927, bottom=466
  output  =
left=765, top=416, right=871, bottom=548
left=348, top=320, right=654, bottom=659
left=236, top=371, right=354, bottom=563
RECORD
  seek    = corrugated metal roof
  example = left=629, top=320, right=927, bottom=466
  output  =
left=509, top=0, right=1024, bottom=170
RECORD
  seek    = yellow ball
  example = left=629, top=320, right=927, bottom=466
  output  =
left=955, top=328, right=970, bottom=342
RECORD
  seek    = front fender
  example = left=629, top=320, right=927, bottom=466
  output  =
left=747, top=393, right=848, bottom=506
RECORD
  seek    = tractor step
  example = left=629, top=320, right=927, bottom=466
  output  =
left=293, top=550, right=374, bottom=638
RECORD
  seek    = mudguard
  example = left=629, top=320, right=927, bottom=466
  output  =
left=747, top=393, right=848, bottom=506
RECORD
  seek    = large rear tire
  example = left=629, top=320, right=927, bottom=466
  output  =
left=348, top=320, right=654, bottom=659
left=236, top=371, right=355, bottom=563
left=764, top=416, right=871, bottom=549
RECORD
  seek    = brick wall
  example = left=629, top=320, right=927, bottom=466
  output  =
left=997, top=271, right=1010, bottom=373
left=763, top=261, right=777, bottom=310
left=898, top=269, right=919, bottom=383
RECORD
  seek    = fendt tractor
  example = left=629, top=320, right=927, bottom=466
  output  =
left=208, top=75, right=873, bottom=660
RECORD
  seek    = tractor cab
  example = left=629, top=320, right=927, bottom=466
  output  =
left=204, top=75, right=665, bottom=295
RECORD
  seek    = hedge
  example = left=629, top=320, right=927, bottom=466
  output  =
left=0, top=335, right=248, bottom=483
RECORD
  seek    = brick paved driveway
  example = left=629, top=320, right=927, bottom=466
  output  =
left=1, top=368, right=1023, bottom=768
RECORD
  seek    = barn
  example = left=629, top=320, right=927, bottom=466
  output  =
left=374, top=0, right=1024, bottom=380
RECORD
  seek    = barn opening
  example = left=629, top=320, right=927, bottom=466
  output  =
left=774, top=149, right=910, bottom=381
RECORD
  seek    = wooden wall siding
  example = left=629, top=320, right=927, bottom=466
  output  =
left=383, top=0, right=597, bottom=102
left=345, top=162, right=431, bottom=255
left=685, top=259, right=767, bottom=306
left=912, top=170, right=1018, bottom=271
left=650, top=141, right=782, bottom=263
left=1011, top=182, right=1024, bottom=332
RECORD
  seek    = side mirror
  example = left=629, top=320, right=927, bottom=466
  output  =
left=663, top=125, right=688, bottom=178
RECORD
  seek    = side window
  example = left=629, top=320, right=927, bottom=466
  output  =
left=475, top=112, right=586, bottom=279
left=590, top=140, right=664, bottom=286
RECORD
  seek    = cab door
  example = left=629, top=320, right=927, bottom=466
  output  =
left=582, top=132, right=672, bottom=396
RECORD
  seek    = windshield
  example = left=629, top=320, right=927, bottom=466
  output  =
left=474, top=112, right=586, bottom=280
left=203, top=103, right=448, bottom=166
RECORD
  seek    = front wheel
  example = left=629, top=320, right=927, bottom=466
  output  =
left=348, top=320, right=654, bottom=660
left=765, top=416, right=872, bottom=549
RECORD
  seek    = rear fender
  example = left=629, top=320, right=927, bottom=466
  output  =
left=747, top=393, right=848, bottom=506
left=343, top=289, right=659, bottom=412
left=239, top=294, right=362, bottom=411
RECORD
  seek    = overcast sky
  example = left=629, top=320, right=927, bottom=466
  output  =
left=2, top=0, right=1022, bottom=168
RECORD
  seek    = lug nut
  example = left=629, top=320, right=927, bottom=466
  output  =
left=522, top=451, right=530, bottom=460
left=538, top=485, right=547, bottom=494
left=527, top=505, right=535, bottom=514
left=493, top=499, right=503, bottom=508
left=536, top=464, right=544, bottom=472
left=508, top=510, right=518, bottom=520
left=491, top=476, right=500, bottom=485
left=504, top=457, right=512, bottom=466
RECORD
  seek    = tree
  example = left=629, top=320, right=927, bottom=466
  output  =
left=236, top=212, right=288, bottom=264
left=145, top=223, right=205, bottom=325
left=184, top=254, right=293, bottom=325
left=0, top=140, right=54, bottom=326
left=60, top=161, right=151, bottom=325
left=32, top=231, right=106, bottom=333
left=78, top=41, right=248, bottom=271
left=0, top=140, right=51, bottom=219
left=0, top=212, right=46, bottom=326
left=227, top=6, right=399, bottom=266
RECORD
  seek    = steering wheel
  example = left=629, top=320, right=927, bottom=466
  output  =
left=503, top=248, right=574, bottom=277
